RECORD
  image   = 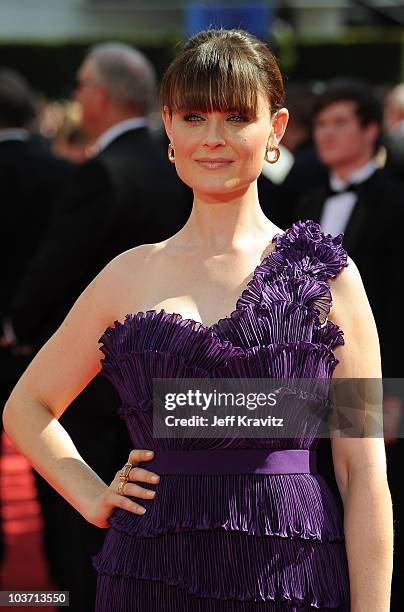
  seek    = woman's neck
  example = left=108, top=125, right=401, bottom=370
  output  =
left=177, top=183, right=278, bottom=253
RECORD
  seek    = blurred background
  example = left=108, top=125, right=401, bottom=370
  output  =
left=1, top=0, right=404, bottom=94
left=1, top=1, right=404, bottom=611
left=1, top=0, right=404, bottom=153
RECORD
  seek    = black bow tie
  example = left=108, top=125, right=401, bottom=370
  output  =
left=326, top=183, right=359, bottom=198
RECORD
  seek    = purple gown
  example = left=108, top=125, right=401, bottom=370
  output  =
left=92, top=220, right=350, bottom=611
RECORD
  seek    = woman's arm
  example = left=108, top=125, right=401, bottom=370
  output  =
left=2, top=250, right=158, bottom=527
left=330, top=257, right=393, bottom=612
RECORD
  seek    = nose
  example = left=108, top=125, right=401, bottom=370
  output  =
left=202, top=118, right=226, bottom=149
left=317, top=124, right=336, bottom=138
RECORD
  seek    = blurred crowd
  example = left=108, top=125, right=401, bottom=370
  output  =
left=0, top=42, right=403, bottom=611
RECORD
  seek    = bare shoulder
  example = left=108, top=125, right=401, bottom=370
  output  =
left=328, top=256, right=373, bottom=324
left=98, top=240, right=170, bottom=319
left=103, top=241, right=163, bottom=280
left=328, top=255, right=363, bottom=297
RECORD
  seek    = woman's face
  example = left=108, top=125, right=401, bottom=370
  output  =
left=162, top=91, right=288, bottom=200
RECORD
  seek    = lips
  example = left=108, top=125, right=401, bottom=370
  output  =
left=195, top=158, right=234, bottom=169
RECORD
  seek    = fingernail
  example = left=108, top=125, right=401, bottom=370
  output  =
left=151, top=475, right=159, bottom=482
left=139, top=507, right=146, bottom=514
left=145, top=451, right=154, bottom=456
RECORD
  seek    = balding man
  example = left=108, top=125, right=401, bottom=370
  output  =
left=2, top=44, right=191, bottom=611
left=6, top=43, right=191, bottom=345
left=384, top=83, right=404, bottom=183
left=384, top=83, right=404, bottom=134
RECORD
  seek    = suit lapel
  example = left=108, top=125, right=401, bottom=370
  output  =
left=340, top=174, right=377, bottom=252
left=340, top=194, right=367, bottom=253
left=301, top=173, right=378, bottom=253
left=297, top=187, right=326, bottom=224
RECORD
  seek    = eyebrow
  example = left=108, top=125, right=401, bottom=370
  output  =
left=175, top=107, right=255, bottom=116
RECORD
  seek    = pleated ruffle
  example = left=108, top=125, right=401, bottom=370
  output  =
left=92, top=528, right=349, bottom=609
left=104, top=473, right=343, bottom=541
left=101, top=342, right=337, bottom=410
left=101, top=349, right=211, bottom=407
left=99, top=309, right=241, bottom=366
left=262, top=219, right=347, bottom=281
left=213, top=343, right=337, bottom=379
left=95, top=573, right=347, bottom=612
left=211, top=303, right=318, bottom=348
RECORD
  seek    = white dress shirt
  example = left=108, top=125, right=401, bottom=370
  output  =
left=320, top=160, right=378, bottom=236
left=90, top=117, right=148, bottom=156
left=0, top=128, right=30, bottom=143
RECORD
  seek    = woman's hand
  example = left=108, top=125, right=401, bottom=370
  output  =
left=85, top=449, right=160, bottom=528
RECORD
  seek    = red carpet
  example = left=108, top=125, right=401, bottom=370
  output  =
left=0, top=430, right=57, bottom=611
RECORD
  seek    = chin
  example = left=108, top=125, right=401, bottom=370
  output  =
left=198, top=184, right=253, bottom=202
left=177, top=167, right=254, bottom=197
left=318, top=153, right=344, bottom=168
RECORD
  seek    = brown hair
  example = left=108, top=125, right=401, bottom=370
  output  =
left=160, top=29, right=284, bottom=119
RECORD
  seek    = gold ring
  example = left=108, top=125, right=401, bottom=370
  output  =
left=117, top=480, right=127, bottom=496
left=119, top=462, right=133, bottom=481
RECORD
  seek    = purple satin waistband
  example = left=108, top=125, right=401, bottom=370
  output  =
left=142, top=449, right=317, bottom=475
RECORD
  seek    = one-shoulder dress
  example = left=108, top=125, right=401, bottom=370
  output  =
left=92, top=220, right=351, bottom=611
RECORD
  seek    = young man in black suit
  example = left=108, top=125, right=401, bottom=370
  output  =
left=294, top=80, right=402, bottom=378
left=1, top=44, right=191, bottom=610
left=294, top=81, right=404, bottom=612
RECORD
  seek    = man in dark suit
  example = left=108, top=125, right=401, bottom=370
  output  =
left=1, top=44, right=192, bottom=610
left=0, top=69, right=75, bottom=570
left=294, top=80, right=402, bottom=377
left=294, top=80, right=404, bottom=612
left=0, top=68, right=75, bottom=336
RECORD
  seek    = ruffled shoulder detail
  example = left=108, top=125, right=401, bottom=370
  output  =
left=273, top=219, right=348, bottom=280
left=236, top=220, right=348, bottom=332
left=313, top=319, right=345, bottom=350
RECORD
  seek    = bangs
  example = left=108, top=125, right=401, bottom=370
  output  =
left=161, top=42, right=261, bottom=118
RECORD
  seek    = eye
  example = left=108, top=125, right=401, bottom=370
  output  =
left=183, top=113, right=205, bottom=122
left=227, top=114, right=248, bottom=122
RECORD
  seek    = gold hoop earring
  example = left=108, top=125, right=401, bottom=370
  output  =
left=168, top=143, right=175, bottom=163
left=265, top=145, right=280, bottom=164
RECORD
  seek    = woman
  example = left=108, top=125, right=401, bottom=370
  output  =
left=3, top=29, right=392, bottom=611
